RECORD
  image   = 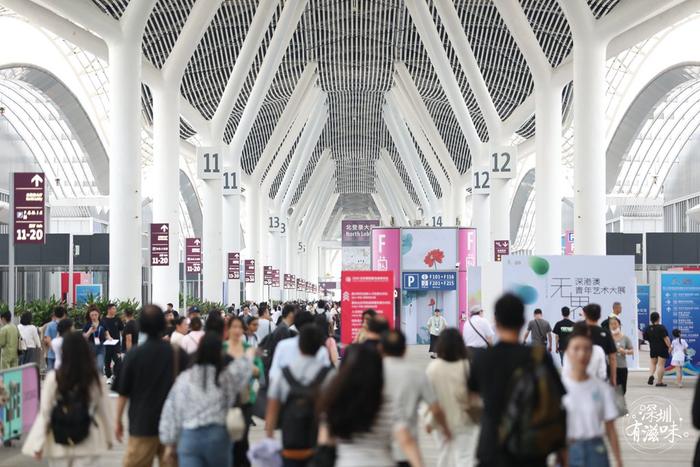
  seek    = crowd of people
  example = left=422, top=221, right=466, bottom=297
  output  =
left=4, top=293, right=698, bottom=466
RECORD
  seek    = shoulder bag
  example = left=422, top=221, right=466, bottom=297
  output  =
left=469, top=318, right=491, bottom=347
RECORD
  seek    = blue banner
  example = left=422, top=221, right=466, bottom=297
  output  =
left=402, top=272, right=457, bottom=291
left=660, top=273, right=700, bottom=372
left=637, top=284, right=650, bottom=335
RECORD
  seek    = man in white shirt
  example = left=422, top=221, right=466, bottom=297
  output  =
left=462, top=305, right=494, bottom=352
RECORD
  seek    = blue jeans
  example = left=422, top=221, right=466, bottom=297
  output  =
left=94, top=348, right=105, bottom=375
left=47, top=357, right=55, bottom=371
left=178, top=424, right=231, bottom=467
left=569, top=437, right=609, bottom=467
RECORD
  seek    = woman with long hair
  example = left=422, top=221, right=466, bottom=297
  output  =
left=319, top=344, right=424, bottom=467
left=23, top=332, right=113, bottom=465
left=82, top=306, right=106, bottom=375
left=315, top=314, right=339, bottom=367
left=18, top=311, right=41, bottom=365
left=159, top=332, right=253, bottom=466
left=426, top=328, right=477, bottom=467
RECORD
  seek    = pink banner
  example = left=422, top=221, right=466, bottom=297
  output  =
left=459, top=228, right=478, bottom=331
left=371, top=228, right=401, bottom=289
left=565, top=230, right=574, bottom=255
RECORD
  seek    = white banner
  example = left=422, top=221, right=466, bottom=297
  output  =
left=502, top=255, right=639, bottom=368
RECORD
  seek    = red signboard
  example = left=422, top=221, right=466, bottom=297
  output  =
left=13, top=172, right=46, bottom=244
left=150, top=223, right=169, bottom=266
left=228, top=252, right=240, bottom=280
left=341, top=270, right=394, bottom=344
left=284, top=274, right=295, bottom=289
left=263, top=266, right=273, bottom=286
left=494, top=239, right=510, bottom=262
left=185, top=238, right=202, bottom=273
left=244, top=259, right=256, bottom=283
left=272, top=269, right=280, bottom=287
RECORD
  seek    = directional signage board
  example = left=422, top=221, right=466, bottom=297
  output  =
left=150, top=223, right=169, bottom=266
left=402, top=271, right=458, bottom=291
left=263, top=266, right=273, bottom=286
left=297, top=278, right=303, bottom=291
left=660, top=272, right=700, bottom=370
left=284, top=274, right=296, bottom=290
left=13, top=172, right=46, bottom=244
left=272, top=269, right=280, bottom=287
left=228, top=252, right=240, bottom=280
left=185, top=238, right=202, bottom=273
left=494, top=240, right=510, bottom=262
left=244, top=259, right=256, bottom=283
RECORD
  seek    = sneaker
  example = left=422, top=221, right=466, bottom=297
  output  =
left=655, top=382, right=667, bottom=387
left=430, top=355, right=437, bottom=359
left=106, top=376, right=114, bottom=386
left=647, top=375, right=654, bottom=385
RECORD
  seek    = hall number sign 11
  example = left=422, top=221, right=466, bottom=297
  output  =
left=197, top=146, right=222, bottom=180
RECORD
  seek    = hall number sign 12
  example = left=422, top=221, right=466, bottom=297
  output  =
left=197, top=146, right=222, bottom=180
left=472, top=166, right=490, bottom=194
left=489, top=146, right=517, bottom=179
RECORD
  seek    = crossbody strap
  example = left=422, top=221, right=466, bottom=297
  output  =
left=469, top=318, right=490, bottom=347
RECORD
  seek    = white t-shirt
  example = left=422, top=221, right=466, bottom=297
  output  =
left=51, top=337, right=64, bottom=369
left=563, top=345, right=607, bottom=381
left=462, top=314, right=494, bottom=348
left=562, top=375, right=618, bottom=440
left=671, top=338, right=688, bottom=361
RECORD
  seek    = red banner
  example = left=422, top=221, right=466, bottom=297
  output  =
left=341, top=270, right=394, bottom=344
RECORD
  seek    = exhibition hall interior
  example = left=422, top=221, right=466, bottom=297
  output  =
left=1, top=0, right=700, bottom=466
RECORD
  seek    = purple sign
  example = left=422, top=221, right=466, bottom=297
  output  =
left=272, top=269, right=280, bottom=287
left=284, top=274, right=295, bottom=289
left=244, top=259, right=256, bottom=283
left=341, top=219, right=380, bottom=247
left=263, top=266, right=273, bottom=286
left=319, top=281, right=337, bottom=290
left=228, top=252, right=240, bottom=280
left=185, top=238, right=202, bottom=273
left=13, top=172, right=45, bottom=244
left=494, top=240, right=510, bottom=262
left=150, top=223, right=169, bottom=266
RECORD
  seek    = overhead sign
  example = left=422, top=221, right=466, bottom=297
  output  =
left=471, top=166, right=490, bottom=194
left=227, top=252, right=240, bottom=280
left=494, top=240, right=510, bottom=262
left=341, top=270, right=395, bottom=344
left=244, top=259, right=256, bottom=283
left=489, top=145, right=517, bottom=179
left=272, top=269, right=280, bottom=287
left=185, top=238, right=202, bottom=273
left=268, top=216, right=287, bottom=234
left=222, top=150, right=241, bottom=196
left=150, top=223, right=169, bottom=266
left=13, top=172, right=46, bottom=244
left=197, top=146, right=222, bottom=180
left=284, top=273, right=296, bottom=290
left=341, top=220, right=380, bottom=247
left=319, top=281, right=337, bottom=290
left=263, top=266, right=273, bottom=286
left=660, top=272, right=700, bottom=372
left=402, top=271, right=457, bottom=291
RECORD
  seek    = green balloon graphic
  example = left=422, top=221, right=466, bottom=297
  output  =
left=529, top=256, right=550, bottom=275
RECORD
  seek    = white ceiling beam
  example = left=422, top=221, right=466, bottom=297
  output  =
left=228, top=0, right=309, bottom=154
left=260, top=87, right=323, bottom=195
left=383, top=103, right=438, bottom=212
left=376, top=156, right=418, bottom=220
left=404, top=0, right=483, bottom=156
left=29, top=0, right=120, bottom=41
left=211, top=0, right=279, bottom=140
left=597, top=0, right=686, bottom=41
left=371, top=193, right=392, bottom=226
left=293, top=158, right=333, bottom=223
left=387, top=87, right=450, bottom=192
left=308, top=193, right=339, bottom=246
left=250, top=63, right=318, bottom=185
left=301, top=180, right=336, bottom=239
left=162, top=0, right=222, bottom=82
left=379, top=146, right=427, bottom=213
left=393, top=62, right=460, bottom=180
left=375, top=176, right=407, bottom=226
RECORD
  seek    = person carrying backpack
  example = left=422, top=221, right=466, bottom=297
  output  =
left=265, top=324, right=334, bottom=466
left=23, top=331, right=113, bottom=464
left=467, top=294, right=566, bottom=467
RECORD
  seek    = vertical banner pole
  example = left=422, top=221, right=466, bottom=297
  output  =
left=68, top=234, right=74, bottom=307
left=8, top=174, right=14, bottom=318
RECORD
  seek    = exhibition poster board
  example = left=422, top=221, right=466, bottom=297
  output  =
left=637, top=284, right=650, bottom=342
left=458, top=228, right=477, bottom=330
left=659, top=272, right=700, bottom=373
left=340, top=270, right=394, bottom=344
left=371, top=228, right=401, bottom=289
left=341, top=220, right=379, bottom=271
left=502, top=255, right=638, bottom=368
left=76, top=284, right=102, bottom=306
left=0, top=364, right=40, bottom=441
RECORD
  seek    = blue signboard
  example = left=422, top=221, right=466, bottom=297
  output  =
left=402, top=272, right=457, bottom=291
left=660, top=273, right=700, bottom=370
left=637, top=284, right=650, bottom=334
left=76, top=284, right=102, bottom=306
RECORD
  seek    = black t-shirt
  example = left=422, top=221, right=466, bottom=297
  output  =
left=588, top=324, right=616, bottom=356
left=117, top=338, right=189, bottom=436
left=122, top=320, right=139, bottom=353
left=644, top=324, right=669, bottom=353
left=552, top=318, right=575, bottom=352
left=101, top=316, right=124, bottom=341
left=467, top=342, right=564, bottom=466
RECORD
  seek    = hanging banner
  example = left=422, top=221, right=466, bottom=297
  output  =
left=272, top=269, right=280, bottom=287
left=660, top=272, right=700, bottom=373
left=150, top=223, right=169, bottom=266
left=341, top=270, right=394, bottom=344
left=503, top=255, right=638, bottom=367
left=13, top=172, right=46, bottom=244
left=0, top=364, right=40, bottom=441
left=459, top=228, right=478, bottom=331
left=401, top=228, right=457, bottom=271
left=185, top=238, right=202, bottom=273
left=244, top=260, right=256, bottom=283
left=263, top=266, right=273, bottom=286
left=284, top=274, right=295, bottom=290
left=342, top=219, right=380, bottom=271
left=637, top=285, right=650, bottom=342
left=494, top=240, right=510, bottom=262
left=228, top=252, right=240, bottom=280
left=371, top=228, right=401, bottom=289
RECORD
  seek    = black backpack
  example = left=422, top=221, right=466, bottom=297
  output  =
left=50, top=389, right=93, bottom=446
left=498, top=346, right=566, bottom=461
left=280, top=366, right=331, bottom=450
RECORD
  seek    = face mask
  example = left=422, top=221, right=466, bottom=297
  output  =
left=611, top=328, right=621, bottom=335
